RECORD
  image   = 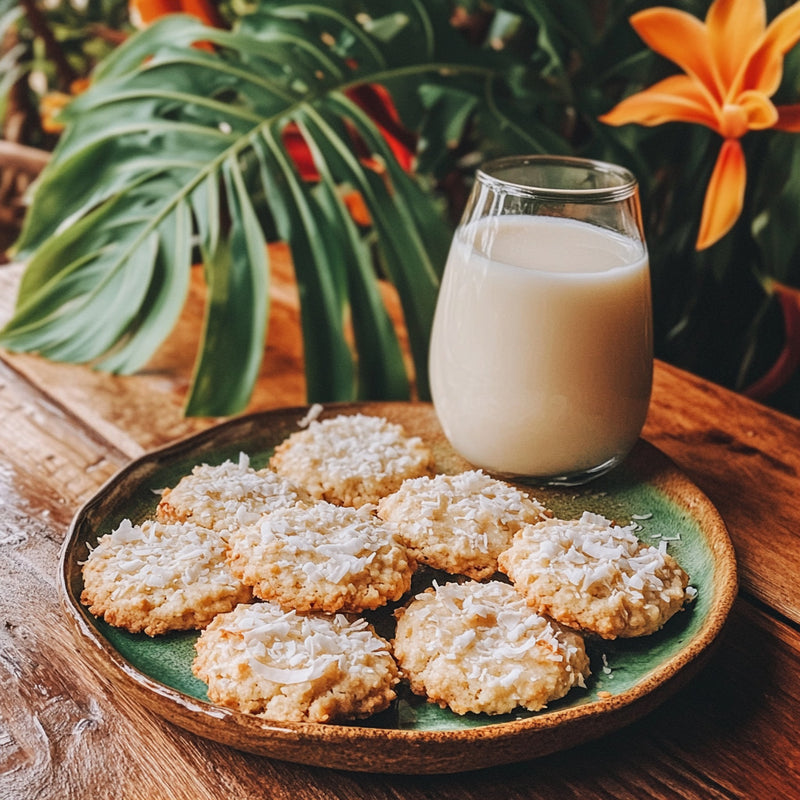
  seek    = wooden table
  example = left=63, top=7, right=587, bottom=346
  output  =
left=1, top=248, right=799, bottom=799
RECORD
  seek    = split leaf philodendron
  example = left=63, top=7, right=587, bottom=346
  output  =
left=4, top=0, right=800, bottom=416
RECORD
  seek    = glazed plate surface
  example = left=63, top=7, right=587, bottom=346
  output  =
left=60, top=402, right=738, bottom=774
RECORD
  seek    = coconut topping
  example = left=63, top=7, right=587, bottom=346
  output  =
left=382, top=469, right=548, bottom=548
left=498, top=511, right=693, bottom=638
left=418, top=581, right=586, bottom=686
left=393, top=580, right=590, bottom=715
left=377, top=470, right=549, bottom=579
left=239, top=503, right=398, bottom=584
left=90, top=518, right=243, bottom=599
left=221, top=603, right=392, bottom=686
left=280, top=414, right=427, bottom=481
left=157, top=452, right=304, bottom=533
left=80, top=516, right=252, bottom=636
left=192, top=601, right=399, bottom=722
left=511, top=511, right=680, bottom=601
left=226, top=501, right=415, bottom=613
left=269, top=413, right=433, bottom=507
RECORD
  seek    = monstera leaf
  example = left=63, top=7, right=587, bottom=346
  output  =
left=1, top=1, right=515, bottom=415
left=5, top=0, right=797, bottom=415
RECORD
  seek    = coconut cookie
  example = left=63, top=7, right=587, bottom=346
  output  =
left=269, top=413, right=433, bottom=507
left=192, top=602, right=399, bottom=723
left=156, top=452, right=306, bottom=535
left=226, top=502, right=416, bottom=613
left=498, top=511, right=692, bottom=639
left=81, top=518, right=252, bottom=637
left=393, top=580, right=589, bottom=715
left=377, top=470, right=550, bottom=580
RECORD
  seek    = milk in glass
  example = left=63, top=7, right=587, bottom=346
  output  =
left=429, top=214, right=652, bottom=479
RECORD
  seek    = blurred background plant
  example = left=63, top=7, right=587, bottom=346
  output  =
left=1, top=0, right=799, bottom=417
left=0, top=0, right=128, bottom=144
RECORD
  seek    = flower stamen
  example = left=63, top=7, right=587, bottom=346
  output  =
left=719, top=103, right=750, bottom=138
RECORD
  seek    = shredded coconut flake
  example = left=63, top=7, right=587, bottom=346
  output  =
left=394, top=581, right=590, bottom=714
left=298, top=403, right=324, bottom=428
left=229, top=603, right=392, bottom=686
left=270, top=414, right=433, bottom=507
left=157, top=456, right=304, bottom=533
left=499, top=510, right=693, bottom=638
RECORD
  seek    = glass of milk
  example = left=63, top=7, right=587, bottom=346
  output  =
left=429, top=155, right=652, bottom=485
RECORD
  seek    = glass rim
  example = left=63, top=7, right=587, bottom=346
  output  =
left=476, top=155, right=639, bottom=201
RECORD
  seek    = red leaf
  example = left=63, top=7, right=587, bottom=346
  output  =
left=743, top=280, right=800, bottom=400
left=346, top=84, right=416, bottom=172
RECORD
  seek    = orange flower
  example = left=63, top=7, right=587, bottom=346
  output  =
left=39, top=78, right=91, bottom=134
left=129, top=0, right=224, bottom=28
left=600, top=0, right=800, bottom=250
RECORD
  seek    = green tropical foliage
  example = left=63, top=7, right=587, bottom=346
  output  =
left=3, top=0, right=800, bottom=416
left=4, top=3, right=472, bottom=413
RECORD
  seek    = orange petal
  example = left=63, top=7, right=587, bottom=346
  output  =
left=736, top=2, right=800, bottom=95
left=341, top=189, right=372, bottom=227
left=707, top=0, right=766, bottom=91
left=630, top=8, right=723, bottom=103
left=70, top=77, right=91, bottom=95
left=130, top=0, right=224, bottom=27
left=600, top=76, right=719, bottom=130
left=738, top=90, right=778, bottom=129
left=696, top=139, right=746, bottom=250
left=774, top=103, right=800, bottom=131
left=39, top=92, right=72, bottom=134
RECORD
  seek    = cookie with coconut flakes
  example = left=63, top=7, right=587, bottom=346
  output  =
left=393, top=580, right=590, bottom=716
left=192, top=601, right=399, bottom=723
left=156, top=452, right=307, bottom=536
left=376, top=469, right=550, bottom=580
left=269, top=413, right=434, bottom=507
left=226, top=501, right=416, bottom=613
left=498, top=511, right=692, bottom=639
left=81, top=518, right=252, bottom=637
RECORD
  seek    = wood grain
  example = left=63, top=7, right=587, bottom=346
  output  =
left=645, top=361, right=800, bottom=624
left=2, top=410, right=799, bottom=800
left=2, top=248, right=800, bottom=798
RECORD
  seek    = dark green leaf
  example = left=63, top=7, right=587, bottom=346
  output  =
left=252, top=124, right=356, bottom=401
left=185, top=157, right=269, bottom=416
left=296, top=111, right=410, bottom=399
left=2, top=2, right=508, bottom=413
left=98, top=198, right=194, bottom=374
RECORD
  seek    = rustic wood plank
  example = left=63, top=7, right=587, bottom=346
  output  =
left=3, top=248, right=800, bottom=798
left=644, top=361, right=800, bottom=624
left=0, top=371, right=797, bottom=800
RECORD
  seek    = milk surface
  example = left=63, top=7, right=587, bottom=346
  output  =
left=429, top=214, right=653, bottom=478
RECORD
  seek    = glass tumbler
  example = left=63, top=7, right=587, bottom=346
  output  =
left=428, top=155, right=652, bottom=485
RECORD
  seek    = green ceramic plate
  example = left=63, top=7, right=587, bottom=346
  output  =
left=59, top=402, right=737, bottom=774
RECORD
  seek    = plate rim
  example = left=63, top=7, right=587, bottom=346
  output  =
left=58, top=401, right=738, bottom=773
